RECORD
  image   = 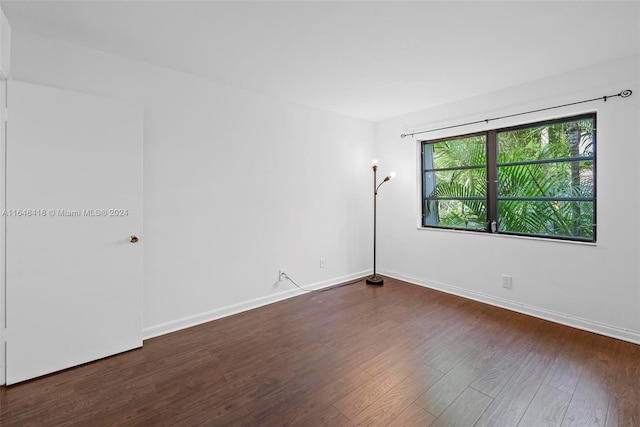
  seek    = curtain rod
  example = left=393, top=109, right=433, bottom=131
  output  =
left=400, top=89, right=633, bottom=139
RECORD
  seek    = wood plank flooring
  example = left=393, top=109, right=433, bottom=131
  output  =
left=1, top=277, right=639, bottom=426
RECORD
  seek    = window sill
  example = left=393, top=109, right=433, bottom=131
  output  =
left=415, top=226, right=597, bottom=246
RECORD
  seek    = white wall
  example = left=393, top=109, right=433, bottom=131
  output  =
left=9, top=30, right=374, bottom=338
left=0, top=8, right=9, bottom=77
left=7, top=27, right=640, bottom=353
left=375, top=55, right=640, bottom=343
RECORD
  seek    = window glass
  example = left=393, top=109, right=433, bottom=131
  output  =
left=498, top=117, right=594, bottom=163
left=423, top=134, right=488, bottom=230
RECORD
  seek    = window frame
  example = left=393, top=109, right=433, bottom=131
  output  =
left=421, top=112, right=597, bottom=242
left=421, top=131, right=489, bottom=232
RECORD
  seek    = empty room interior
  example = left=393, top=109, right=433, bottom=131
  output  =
left=0, top=1, right=639, bottom=426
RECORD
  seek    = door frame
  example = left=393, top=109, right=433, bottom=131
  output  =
left=1, top=72, right=7, bottom=386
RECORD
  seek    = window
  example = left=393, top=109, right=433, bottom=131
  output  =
left=422, top=113, right=596, bottom=242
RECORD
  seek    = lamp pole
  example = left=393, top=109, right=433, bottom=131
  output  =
left=366, top=160, right=394, bottom=286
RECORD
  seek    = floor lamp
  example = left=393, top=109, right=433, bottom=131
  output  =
left=366, top=159, right=395, bottom=286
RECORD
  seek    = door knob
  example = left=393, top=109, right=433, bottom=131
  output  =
left=130, top=235, right=139, bottom=243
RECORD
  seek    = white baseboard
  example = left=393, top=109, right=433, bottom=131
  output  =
left=142, top=270, right=369, bottom=340
left=381, top=269, right=640, bottom=346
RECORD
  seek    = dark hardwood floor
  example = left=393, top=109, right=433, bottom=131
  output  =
left=1, top=277, right=639, bottom=426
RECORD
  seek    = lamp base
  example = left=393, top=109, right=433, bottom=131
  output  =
left=366, top=275, right=384, bottom=286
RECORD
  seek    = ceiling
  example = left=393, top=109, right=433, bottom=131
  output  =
left=2, top=1, right=639, bottom=122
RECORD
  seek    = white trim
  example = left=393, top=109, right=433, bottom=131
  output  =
left=414, top=226, right=598, bottom=247
left=0, top=71, right=7, bottom=386
left=142, top=270, right=369, bottom=340
left=381, top=269, right=640, bottom=346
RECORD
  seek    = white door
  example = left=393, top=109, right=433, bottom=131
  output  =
left=5, top=81, right=143, bottom=385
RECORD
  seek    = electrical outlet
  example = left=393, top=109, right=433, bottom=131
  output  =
left=502, top=275, right=512, bottom=289
left=320, top=258, right=325, bottom=268
left=278, top=269, right=287, bottom=282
